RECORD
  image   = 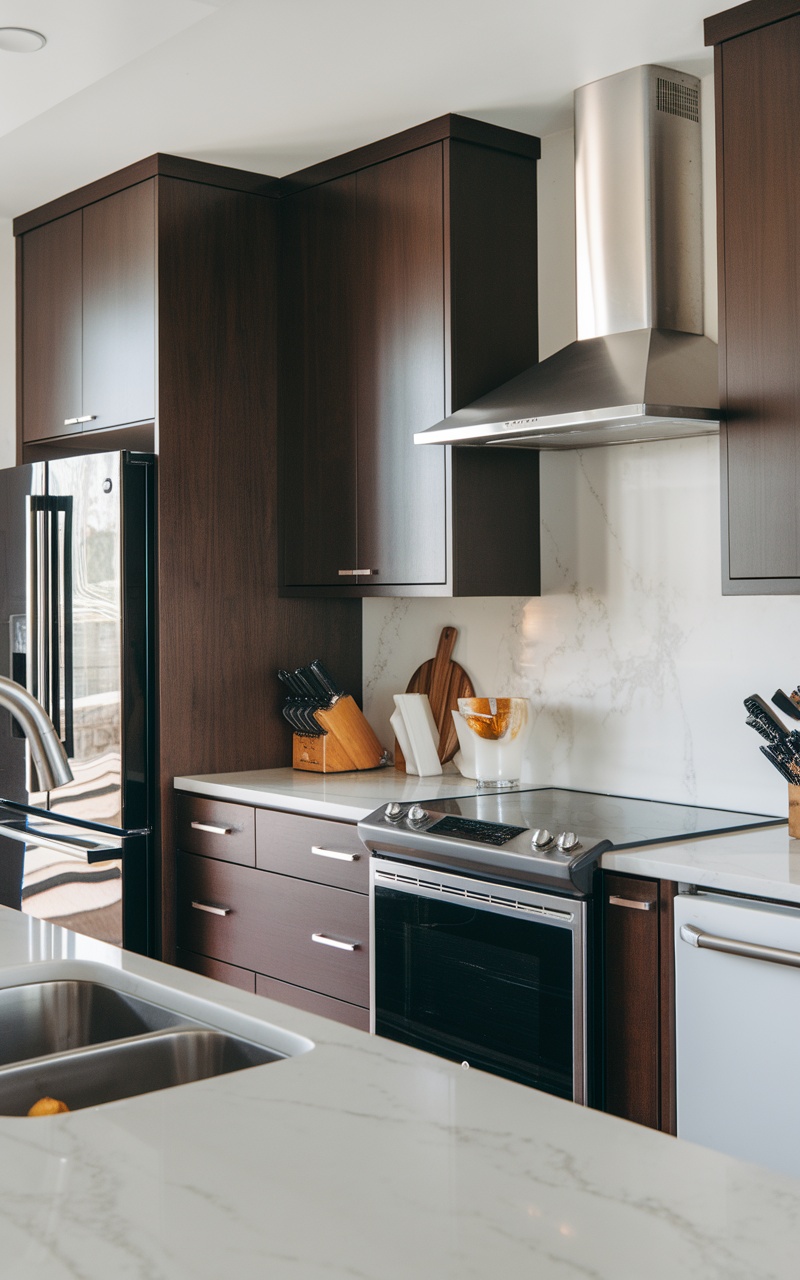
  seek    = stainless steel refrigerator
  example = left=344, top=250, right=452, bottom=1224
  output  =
left=0, top=451, right=156, bottom=955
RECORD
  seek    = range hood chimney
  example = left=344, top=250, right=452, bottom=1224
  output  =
left=416, top=65, right=719, bottom=450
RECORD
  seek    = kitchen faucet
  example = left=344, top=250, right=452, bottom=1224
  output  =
left=0, top=676, right=72, bottom=792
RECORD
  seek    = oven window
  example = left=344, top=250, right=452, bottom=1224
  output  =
left=374, top=887, right=575, bottom=1098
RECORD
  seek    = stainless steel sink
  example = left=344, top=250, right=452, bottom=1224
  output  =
left=0, top=980, right=189, bottom=1066
left=0, top=1026, right=280, bottom=1115
left=0, top=977, right=303, bottom=1114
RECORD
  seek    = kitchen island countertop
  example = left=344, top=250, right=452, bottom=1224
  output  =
left=0, top=904, right=797, bottom=1278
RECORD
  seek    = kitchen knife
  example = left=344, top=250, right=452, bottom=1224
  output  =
left=296, top=666, right=332, bottom=704
left=772, top=689, right=800, bottom=721
left=309, top=660, right=344, bottom=704
left=760, top=744, right=800, bottom=784
left=743, top=695, right=790, bottom=742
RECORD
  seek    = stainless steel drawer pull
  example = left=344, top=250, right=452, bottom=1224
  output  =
left=338, top=569, right=378, bottom=576
left=76, top=414, right=97, bottom=424
left=191, top=901, right=232, bottom=917
left=609, top=895, right=655, bottom=911
left=311, top=933, right=359, bottom=951
left=64, top=417, right=81, bottom=427
left=311, top=845, right=359, bottom=863
left=190, top=821, right=233, bottom=836
left=680, top=923, right=800, bottom=969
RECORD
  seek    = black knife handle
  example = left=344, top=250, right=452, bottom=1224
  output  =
left=309, top=660, right=344, bottom=700
left=772, top=689, right=800, bottom=721
left=760, top=744, right=800, bottom=784
left=744, top=695, right=789, bottom=740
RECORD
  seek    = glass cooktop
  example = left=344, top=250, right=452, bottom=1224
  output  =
left=421, top=787, right=784, bottom=850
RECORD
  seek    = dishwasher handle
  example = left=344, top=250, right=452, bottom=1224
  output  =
left=680, top=923, right=800, bottom=971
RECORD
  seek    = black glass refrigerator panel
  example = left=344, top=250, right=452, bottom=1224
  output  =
left=374, top=887, right=575, bottom=1097
left=0, top=452, right=155, bottom=955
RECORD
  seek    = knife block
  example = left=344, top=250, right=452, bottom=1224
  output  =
left=789, top=784, right=800, bottom=839
left=292, top=696, right=385, bottom=773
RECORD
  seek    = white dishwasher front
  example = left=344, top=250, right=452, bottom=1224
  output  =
left=675, top=890, right=800, bottom=1179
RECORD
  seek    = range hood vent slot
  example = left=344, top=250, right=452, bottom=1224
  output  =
left=656, top=77, right=699, bottom=121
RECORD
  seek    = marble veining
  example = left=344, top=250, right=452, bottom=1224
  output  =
left=363, top=436, right=800, bottom=819
left=0, top=907, right=795, bottom=1277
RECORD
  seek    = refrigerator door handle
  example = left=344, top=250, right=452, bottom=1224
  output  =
left=49, top=496, right=74, bottom=758
left=0, top=821, right=122, bottom=863
left=27, top=498, right=49, bottom=714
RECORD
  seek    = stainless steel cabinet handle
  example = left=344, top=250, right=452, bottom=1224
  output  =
left=190, top=821, right=233, bottom=835
left=63, top=417, right=81, bottom=427
left=191, top=901, right=232, bottom=917
left=76, top=415, right=97, bottom=424
left=338, top=569, right=378, bottom=576
left=311, top=845, right=359, bottom=862
left=311, top=933, right=359, bottom=951
left=680, top=923, right=800, bottom=969
left=609, top=895, right=655, bottom=911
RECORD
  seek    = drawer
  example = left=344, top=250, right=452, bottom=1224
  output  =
left=176, top=793, right=255, bottom=865
left=177, top=852, right=369, bottom=1006
left=256, top=974, right=369, bottom=1031
left=256, top=809, right=367, bottom=893
left=176, top=947, right=255, bottom=993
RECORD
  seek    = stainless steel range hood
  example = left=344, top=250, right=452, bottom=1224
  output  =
left=416, top=64, right=719, bottom=450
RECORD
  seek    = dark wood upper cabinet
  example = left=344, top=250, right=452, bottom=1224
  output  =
left=20, top=211, right=83, bottom=443
left=19, top=182, right=155, bottom=443
left=82, top=181, right=156, bottom=434
left=706, top=1, right=800, bottom=591
left=279, top=116, right=541, bottom=598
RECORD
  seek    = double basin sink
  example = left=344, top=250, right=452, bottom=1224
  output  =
left=0, top=971, right=312, bottom=1116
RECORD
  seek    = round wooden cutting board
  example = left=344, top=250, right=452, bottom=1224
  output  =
left=395, top=626, right=475, bottom=768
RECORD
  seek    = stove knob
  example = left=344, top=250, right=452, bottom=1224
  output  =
left=531, top=828, right=554, bottom=850
left=407, top=805, right=429, bottom=826
left=384, top=803, right=403, bottom=823
left=556, top=831, right=580, bottom=853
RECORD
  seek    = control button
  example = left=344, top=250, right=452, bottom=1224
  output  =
left=384, top=803, right=403, bottom=823
left=407, top=805, right=429, bottom=826
left=531, top=828, right=554, bottom=850
left=556, top=831, right=580, bottom=853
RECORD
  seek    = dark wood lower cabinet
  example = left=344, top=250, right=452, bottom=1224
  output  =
left=175, top=796, right=371, bottom=1029
left=603, top=872, right=676, bottom=1133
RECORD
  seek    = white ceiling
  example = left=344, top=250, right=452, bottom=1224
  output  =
left=0, top=0, right=716, bottom=220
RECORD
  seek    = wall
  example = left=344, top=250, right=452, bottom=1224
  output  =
left=362, top=74, right=800, bottom=818
left=0, top=221, right=15, bottom=467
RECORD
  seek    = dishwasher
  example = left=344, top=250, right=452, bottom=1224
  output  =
left=675, top=889, right=800, bottom=1179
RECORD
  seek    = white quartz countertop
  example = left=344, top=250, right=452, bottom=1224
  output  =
left=174, top=764, right=487, bottom=822
left=0, top=905, right=797, bottom=1278
left=175, top=767, right=798, bottom=902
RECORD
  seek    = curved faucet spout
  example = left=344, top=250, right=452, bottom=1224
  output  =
left=0, top=677, right=73, bottom=792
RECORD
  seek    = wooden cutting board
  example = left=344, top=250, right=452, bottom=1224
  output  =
left=395, top=626, right=475, bottom=768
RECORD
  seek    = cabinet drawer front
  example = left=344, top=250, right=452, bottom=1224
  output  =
left=176, top=793, right=255, bottom=865
left=176, top=947, right=255, bottom=993
left=177, top=854, right=369, bottom=1006
left=256, top=974, right=369, bottom=1031
left=255, top=809, right=367, bottom=892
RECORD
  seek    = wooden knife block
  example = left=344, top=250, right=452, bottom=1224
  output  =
left=292, top=695, right=385, bottom=773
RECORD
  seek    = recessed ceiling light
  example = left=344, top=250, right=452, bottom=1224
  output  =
left=0, top=27, right=47, bottom=54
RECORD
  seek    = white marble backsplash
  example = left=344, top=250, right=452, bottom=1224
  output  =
left=363, top=434, right=800, bottom=817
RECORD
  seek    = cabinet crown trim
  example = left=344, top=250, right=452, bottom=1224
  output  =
left=705, top=0, right=800, bottom=45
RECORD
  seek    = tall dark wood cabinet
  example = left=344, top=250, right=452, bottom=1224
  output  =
left=15, top=156, right=363, bottom=958
left=280, top=115, right=542, bottom=598
left=706, top=0, right=800, bottom=592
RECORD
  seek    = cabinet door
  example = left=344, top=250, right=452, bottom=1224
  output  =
left=281, top=176, right=358, bottom=586
left=82, top=180, right=156, bottom=433
left=719, top=16, right=800, bottom=587
left=356, top=145, right=447, bottom=586
left=21, top=211, right=83, bottom=442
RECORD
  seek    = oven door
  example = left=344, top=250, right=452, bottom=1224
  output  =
left=370, top=856, right=588, bottom=1103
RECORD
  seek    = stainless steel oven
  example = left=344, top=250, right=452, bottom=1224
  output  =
left=371, top=856, right=589, bottom=1102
